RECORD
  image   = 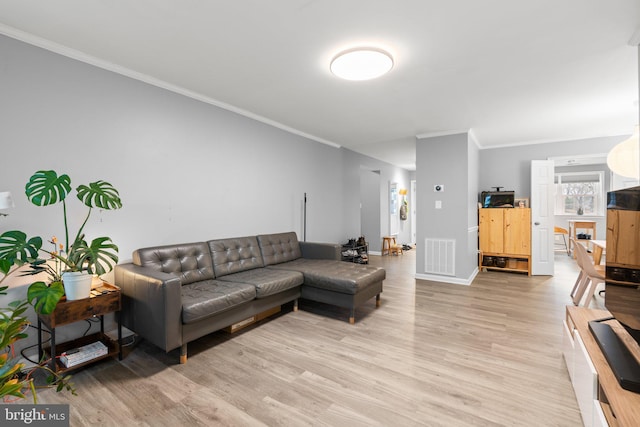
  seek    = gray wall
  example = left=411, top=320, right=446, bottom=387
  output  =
left=0, top=35, right=346, bottom=259
left=416, top=132, right=478, bottom=283
left=0, top=34, right=413, bottom=264
left=0, top=34, right=409, bottom=348
left=479, top=137, right=625, bottom=240
left=479, top=136, right=624, bottom=199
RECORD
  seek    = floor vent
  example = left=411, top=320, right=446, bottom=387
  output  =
left=424, top=238, right=455, bottom=276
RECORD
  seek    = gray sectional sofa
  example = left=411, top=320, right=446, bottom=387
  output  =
left=114, top=232, right=385, bottom=363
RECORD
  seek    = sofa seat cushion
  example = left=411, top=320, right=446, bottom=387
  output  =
left=181, top=279, right=256, bottom=324
left=269, top=259, right=386, bottom=295
left=217, top=268, right=303, bottom=298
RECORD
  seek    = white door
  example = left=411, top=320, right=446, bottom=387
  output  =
left=531, top=160, right=555, bottom=275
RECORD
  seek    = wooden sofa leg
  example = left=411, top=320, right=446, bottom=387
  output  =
left=349, top=308, right=355, bottom=324
left=180, top=344, right=187, bottom=364
left=293, top=299, right=299, bottom=312
left=376, top=294, right=381, bottom=308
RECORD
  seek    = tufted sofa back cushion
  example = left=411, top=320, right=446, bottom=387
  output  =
left=208, top=236, right=264, bottom=278
left=133, top=242, right=214, bottom=285
left=257, top=232, right=302, bottom=266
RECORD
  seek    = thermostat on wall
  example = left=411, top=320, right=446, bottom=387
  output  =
left=434, top=185, right=444, bottom=192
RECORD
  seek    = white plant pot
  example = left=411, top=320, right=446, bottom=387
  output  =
left=62, top=271, right=93, bottom=300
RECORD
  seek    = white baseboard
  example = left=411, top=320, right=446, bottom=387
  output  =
left=415, top=267, right=479, bottom=286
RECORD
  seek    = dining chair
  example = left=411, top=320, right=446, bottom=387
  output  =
left=571, top=238, right=605, bottom=308
left=554, top=226, right=570, bottom=255
left=570, top=238, right=588, bottom=304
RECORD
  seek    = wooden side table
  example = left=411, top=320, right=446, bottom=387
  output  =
left=37, top=282, right=122, bottom=372
left=568, top=220, right=596, bottom=258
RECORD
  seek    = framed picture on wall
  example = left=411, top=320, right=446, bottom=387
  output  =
left=515, top=198, right=529, bottom=208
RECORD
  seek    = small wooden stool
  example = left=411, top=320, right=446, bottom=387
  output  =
left=390, top=243, right=403, bottom=256
left=382, top=236, right=401, bottom=256
left=381, top=236, right=394, bottom=255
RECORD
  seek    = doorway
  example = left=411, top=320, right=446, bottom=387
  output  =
left=360, top=169, right=381, bottom=254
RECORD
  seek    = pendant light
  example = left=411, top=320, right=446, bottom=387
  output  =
left=607, top=125, right=639, bottom=179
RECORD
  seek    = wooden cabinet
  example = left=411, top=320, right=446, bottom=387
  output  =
left=606, top=210, right=640, bottom=268
left=479, top=208, right=531, bottom=275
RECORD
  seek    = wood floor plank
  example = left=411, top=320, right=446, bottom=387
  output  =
left=31, top=251, right=586, bottom=426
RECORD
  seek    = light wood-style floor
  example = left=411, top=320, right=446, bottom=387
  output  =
left=35, top=250, right=593, bottom=426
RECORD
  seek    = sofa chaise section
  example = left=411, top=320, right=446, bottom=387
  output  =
left=258, top=232, right=385, bottom=324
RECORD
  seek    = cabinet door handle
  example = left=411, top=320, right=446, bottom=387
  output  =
left=534, top=222, right=540, bottom=225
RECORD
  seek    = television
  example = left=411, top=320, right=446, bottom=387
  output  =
left=480, top=190, right=515, bottom=208
left=588, top=186, right=640, bottom=393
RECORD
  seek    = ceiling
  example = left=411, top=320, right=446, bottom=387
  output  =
left=0, top=1, right=639, bottom=170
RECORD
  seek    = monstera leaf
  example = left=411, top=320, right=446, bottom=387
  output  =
left=69, top=237, right=119, bottom=275
left=0, top=231, right=42, bottom=266
left=0, top=259, right=11, bottom=277
left=76, top=181, right=122, bottom=210
left=25, top=170, right=72, bottom=206
left=27, top=281, right=65, bottom=315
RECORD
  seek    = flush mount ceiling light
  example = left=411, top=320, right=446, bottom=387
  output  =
left=330, top=48, right=393, bottom=81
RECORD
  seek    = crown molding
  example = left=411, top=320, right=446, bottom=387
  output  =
left=0, top=24, right=342, bottom=149
left=415, top=129, right=470, bottom=139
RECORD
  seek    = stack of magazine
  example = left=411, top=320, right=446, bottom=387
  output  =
left=60, top=341, right=108, bottom=367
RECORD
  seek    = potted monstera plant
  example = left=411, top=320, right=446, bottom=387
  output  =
left=0, top=170, right=122, bottom=315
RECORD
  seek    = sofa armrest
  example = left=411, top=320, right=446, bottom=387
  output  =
left=114, top=263, right=183, bottom=352
left=299, top=242, right=341, bottom=260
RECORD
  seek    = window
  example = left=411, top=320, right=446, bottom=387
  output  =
left=554, top=171, right=605, bottom=216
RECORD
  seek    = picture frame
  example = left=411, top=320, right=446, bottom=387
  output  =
left=515, top=198, right=529, bottom=208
